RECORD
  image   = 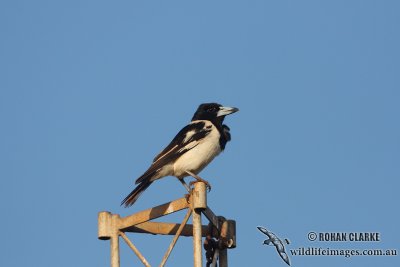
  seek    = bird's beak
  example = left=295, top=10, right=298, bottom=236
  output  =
left=217, top=106, right=239, bottom=117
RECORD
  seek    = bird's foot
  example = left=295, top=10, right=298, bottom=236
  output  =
left=189, top=180, right=211, bottom=192
left=186, top=170, right=212, bottom=192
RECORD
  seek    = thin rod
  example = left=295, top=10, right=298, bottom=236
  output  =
left=159, top=209, right=193, bottom=267
left=193, top=208, right=203, bottom=267
left=120, top=231, right=151, bottom=267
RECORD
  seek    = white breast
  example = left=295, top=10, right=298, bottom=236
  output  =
left=173, top=121, right=221, bottom=178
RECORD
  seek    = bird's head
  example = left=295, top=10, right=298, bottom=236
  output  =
left=191, top=103, right=239, bottom=124
left=263, top=239, right=272, bottom=245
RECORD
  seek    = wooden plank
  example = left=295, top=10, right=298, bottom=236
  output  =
left=123, top=221, right=209, bottom=237
left=119, top=197, right=189, bottom=230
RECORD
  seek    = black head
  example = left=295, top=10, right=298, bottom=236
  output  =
left=191, top=103, right=239, bottom=123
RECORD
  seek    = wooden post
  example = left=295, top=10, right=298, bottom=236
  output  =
left=219, top=219, right=236, bottom=267
left=98, top=211, right=112, bottom=240
left=110, top=214, right=120, bottom=267
left=219, top=249, right=228, bottom=267
left=220, top=220, right=236, bottom=249
left=192, top=182, right=206, bottom=267
left=192, top=182, right=207, bottom=209
left=193, top=211, right=202, bottom=267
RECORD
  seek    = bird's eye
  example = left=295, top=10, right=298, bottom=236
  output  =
left=207, top=107, right=216, bottom=112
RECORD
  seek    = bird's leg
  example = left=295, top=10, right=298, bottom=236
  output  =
left=185, top=170, right=212, bottom=191
left=178, top=178, right=191, bottom=193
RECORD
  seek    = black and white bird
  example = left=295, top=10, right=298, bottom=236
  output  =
left=257, top=226, right=291, bottom=266
left=121, top=103, right=239, bottom=207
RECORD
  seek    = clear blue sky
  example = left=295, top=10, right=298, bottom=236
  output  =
left=1, top=1, right=399, bottom=266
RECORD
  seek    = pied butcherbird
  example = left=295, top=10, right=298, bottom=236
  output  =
left=121, top=103, right=239, bottom=207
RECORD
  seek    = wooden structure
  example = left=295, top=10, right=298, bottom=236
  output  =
left=98, top=182, right=236, bottom=267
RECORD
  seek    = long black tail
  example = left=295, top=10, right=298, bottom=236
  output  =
left=121, top=180, right=153, bottom=207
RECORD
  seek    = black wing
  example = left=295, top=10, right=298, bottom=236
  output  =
left=135, top=121, right=212, bottom=184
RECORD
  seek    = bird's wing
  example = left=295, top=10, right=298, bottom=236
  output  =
left=279, top=250, right=291, bottom=266
left=135, top=121, right=212, bottom=184
left=152, top=121, right=209, bottom=163
left=257, top=226, right=272, bottom=238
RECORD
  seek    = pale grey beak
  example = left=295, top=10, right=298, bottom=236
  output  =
left=217, top=106, right=239, bottom=117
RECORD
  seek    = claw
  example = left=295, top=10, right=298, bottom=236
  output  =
left=189, top=180, right=211, bottom=192
left=186, top=170, right=212, bottom=192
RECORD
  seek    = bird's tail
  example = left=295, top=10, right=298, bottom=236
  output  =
left=121, top=180, right=153, bottom=207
